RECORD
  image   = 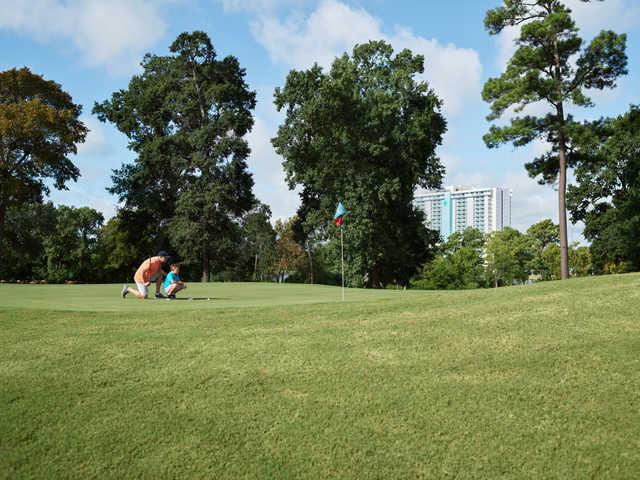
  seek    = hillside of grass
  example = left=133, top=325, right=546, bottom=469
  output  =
left=1, top=274, right=639, bottom=479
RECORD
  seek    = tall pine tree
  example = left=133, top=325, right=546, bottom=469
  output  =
left=482, top=0, right=627, bottom=279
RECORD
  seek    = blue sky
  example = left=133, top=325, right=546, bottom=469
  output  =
left=2, top=0, right=639, bottom=242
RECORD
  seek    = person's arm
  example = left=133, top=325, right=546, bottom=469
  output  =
left=141, top=259, right=152, bottom=285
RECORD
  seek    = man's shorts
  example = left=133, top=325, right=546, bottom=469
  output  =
left=135, top=272, right=161, bottom=298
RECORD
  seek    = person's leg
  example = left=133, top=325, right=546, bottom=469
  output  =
left=128, top=282, right=148, bottom=300
left=148, top=272, right=164, bottom=297
left=155, top=276, right=163, bottom=295
left=166, top=283, right=185, bottom=295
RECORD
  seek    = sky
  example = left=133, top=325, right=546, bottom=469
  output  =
left=1, top=0, right=639, bottom=242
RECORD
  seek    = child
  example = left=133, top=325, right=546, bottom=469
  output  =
left=163, top=262, right=186, bottom=299
left=121, top=251, right=169, bottom=300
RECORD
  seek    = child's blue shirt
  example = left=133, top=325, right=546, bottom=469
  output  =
left=163, top=272, right=180, bottom=290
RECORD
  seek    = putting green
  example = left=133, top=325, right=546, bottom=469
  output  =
left=0, top=282, right=422, bottom=312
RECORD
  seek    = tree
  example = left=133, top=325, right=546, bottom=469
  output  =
left=241, top=203, right=277, bottom=281
left=272, top=41, right=446, bottom=287
left=417, top=228, right=486, bottom=290
left=0, top=67, right=87, bottom=246
left=567, top=106, right=640, bottom=273
left=570, top=244, right=592, bottom=277
left=482, top=1, right=627, bottom=279
left=270, top=217, right=305, bottom=283
left=0, top=202, right=57, bottom=281
left=527, top=219, right=559, bottom=250
left=44, top=206, right=104, bottom=283
left=527, top=219, right=560, bottom=279
left=485, top=227, right=533, bottom=287
left=94, top=31, right=257, bottom=281
left=538, top=243, right=561, bottom=280
left=94, top=216, right=147, bottom=283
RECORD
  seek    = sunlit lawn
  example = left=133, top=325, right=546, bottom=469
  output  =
left=1, top=275, right=639, bottom=479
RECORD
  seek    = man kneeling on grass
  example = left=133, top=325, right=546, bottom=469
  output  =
left=121, top=251, right=170, bottom=300
left=163, top=262, right=186, bottom=300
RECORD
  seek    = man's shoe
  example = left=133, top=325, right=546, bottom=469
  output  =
left=155, top=293, right=165, bottom=299
left=121, top=285, right=129, bottom=298
left=168, top=294, right=176, bottom=300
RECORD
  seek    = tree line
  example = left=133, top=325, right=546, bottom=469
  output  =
left=413, top=220, right=592, bottom=290
left=1, top=1, right=638, bottom=287
left=0, top=201, right=318, bottom=284
left=0, top=201, right=596, bottom=288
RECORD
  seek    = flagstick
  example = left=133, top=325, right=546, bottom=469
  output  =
left=340, top=225, right=344, bottom=301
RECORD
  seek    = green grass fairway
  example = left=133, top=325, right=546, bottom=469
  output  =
left=2, top=276, right=640, bottom=479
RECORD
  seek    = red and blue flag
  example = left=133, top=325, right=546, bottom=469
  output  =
left=334, top=202, right=346, bottom=226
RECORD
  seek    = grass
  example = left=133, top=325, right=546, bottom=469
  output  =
left=1, top=275, right=639, bottom=479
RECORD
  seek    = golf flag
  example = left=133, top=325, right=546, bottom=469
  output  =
left=334, top=202, right=346, bottom=226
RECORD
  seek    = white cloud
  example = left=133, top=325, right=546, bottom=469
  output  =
left=220, top=0, right=312, bottom=12
left=440, top=152, right=461, bottom=177
left=494, top=0, right=640, bottom=71
left=76, top=117, right=110, bottom=156
left=48, top=183, right=117, bottom=220
left=246, top=115, right=300, bottom=221
left=251, top=0, right=381, bottom=69
left=495, top=26, right=519, bottom=71
left=391, top=28, right=482, bottom=116
left=250, top=0, right=482, bottom=116
left=0, top=0, right=167, bottom=74
left=565, top=0, right=640, bottom=34
left=531, top=138, right=551, bottom=158
left=504, top=169, right=585, bottom=242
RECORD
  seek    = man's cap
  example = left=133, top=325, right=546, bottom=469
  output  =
left=157, top=251, right=170, bottom=258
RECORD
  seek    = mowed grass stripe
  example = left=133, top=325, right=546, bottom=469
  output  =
left=1, top=274, right=640, bottom=479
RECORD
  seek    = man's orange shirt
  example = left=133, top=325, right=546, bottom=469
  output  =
left=134, top=256, right=164, bottom=283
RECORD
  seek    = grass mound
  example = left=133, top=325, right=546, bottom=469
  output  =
left=1, top=275, right=639, bottom=479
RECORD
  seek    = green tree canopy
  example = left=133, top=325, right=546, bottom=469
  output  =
left=44, top=206, right=104, bottom=283
left=272, top=40, right=446, bottom=288
left=241, top=203, right=277, bottom=281
left=527, top=219, right=560, bottom=279
left=94, top=31, right=257, bottom=281
left=0, top=202, right=57, bottom=281
left=567, top=105, right=640, bottom=272
left=485, top=227, right=533, bottom=287
left=0, top=67, right=87, bottom=244
left=482, top=0, right=627, bottom=279
left=418, top=228, right=487, bottom=290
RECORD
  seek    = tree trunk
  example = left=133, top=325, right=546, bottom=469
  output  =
left=557, top=129, right=570, bottom=280
left=369, top=265, right=383, bottom=289
left=0, top=201, right=5, bottom=249
left=553, top=34, right=570, bottom=280
left=253, top=252, right=259, bottom=281
left=201, top=251, right=209, bottom=283
left=307, top=242, right=314, bottom=285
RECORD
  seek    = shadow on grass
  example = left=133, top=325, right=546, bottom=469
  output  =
left=169, top=297, right=230, bottom=301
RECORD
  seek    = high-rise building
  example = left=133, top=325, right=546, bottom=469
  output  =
left=413, top=186, right=512, bottom=240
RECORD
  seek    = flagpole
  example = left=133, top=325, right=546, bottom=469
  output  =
left=341, top=225, right=344, bottom=301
